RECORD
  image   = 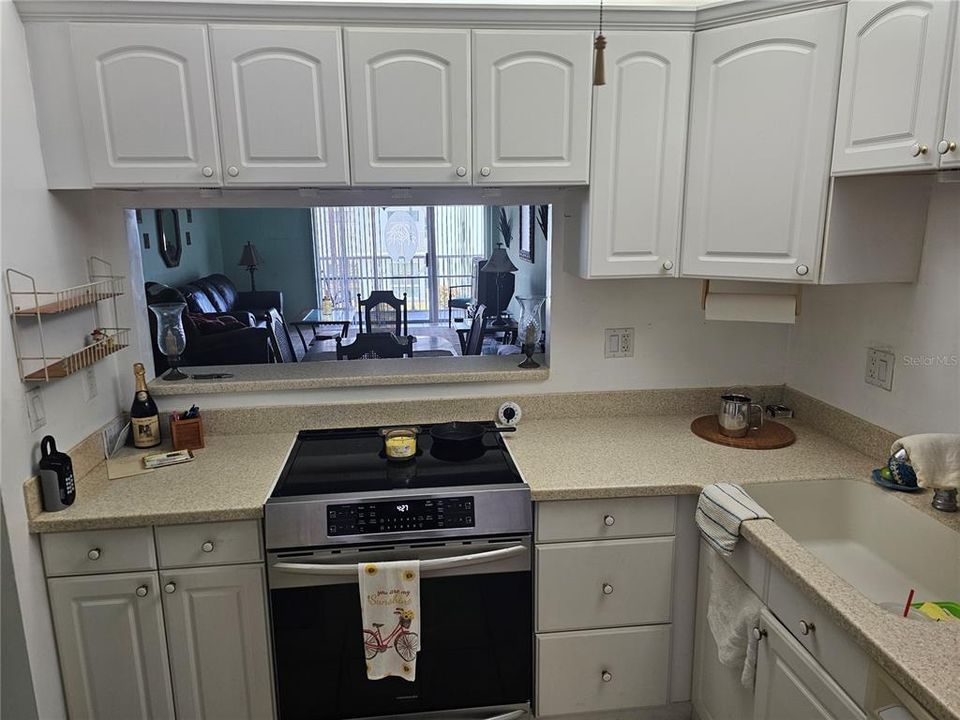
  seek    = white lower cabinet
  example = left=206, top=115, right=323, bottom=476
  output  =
left=47, top=572, right=176, bottom=720
left=161, top=564, right=274, bottom=720
left=43, top=523, right=274, bottom=720
left=535, top=496, right=696, bottom=718
left=754, top=608, right=865, bottom=720
left=536, top=626, right=671, bottom=717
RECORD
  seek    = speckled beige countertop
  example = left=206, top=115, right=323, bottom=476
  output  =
left=25, top=434, right=294, bottom=533
left=505, top=415, right=879, bottom=500
left=24, top=412, right=959, bottom=717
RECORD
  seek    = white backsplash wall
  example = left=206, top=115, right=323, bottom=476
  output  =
left=1, top=3, right=127, bottom=717
left=787, top=182, right=960, bottom=435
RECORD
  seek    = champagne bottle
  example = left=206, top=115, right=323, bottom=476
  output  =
left=131, top=363, right=161, bottom=448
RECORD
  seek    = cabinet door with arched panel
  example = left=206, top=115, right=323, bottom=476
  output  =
left=70, top=23, right=221, bottom=187
left=345, top=28, right=472, bottom=185
left=210, top=26, right=349, bottom=186
left=473, top=30, right=593, bottom=185
left=832, top=0, right=957, bottom=175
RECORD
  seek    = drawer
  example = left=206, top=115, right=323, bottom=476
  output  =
left=42, top=527, right=156, bottom=577
left=766, top=567, right=869, bottom=704
left=537, top=537, right=674, bottom=632
left=536, top=496, right=676, bottom=543
left=536, top=625, right=671, bottom=717
left=155, top=520, right=262, bottom=568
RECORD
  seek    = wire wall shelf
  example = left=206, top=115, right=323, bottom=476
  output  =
left=6, top=257, right=130, bottom=383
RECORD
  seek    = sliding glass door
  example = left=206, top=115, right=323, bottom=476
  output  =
left=313, top=205, right=487, bottom=325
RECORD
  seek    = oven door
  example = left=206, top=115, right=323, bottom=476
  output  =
left=268, top=537, right=532, bottom=720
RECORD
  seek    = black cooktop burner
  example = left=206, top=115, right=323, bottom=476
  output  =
left=271, top=423, right=523, bottom=498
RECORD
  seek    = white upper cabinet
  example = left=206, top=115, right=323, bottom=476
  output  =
left=210, top=26, right=349, bottom=186
left=832, top=0, right=958, bottom=175
left=681, top=7, right=844, bottom=282
left=345, top=28, right=471, bottom=185
left=70, top=23, right=221, bottom=187
left=473, top=30, right=593, bottom=185
left=580, top=31, right=692, bottom=278
left=940, top=10, right=960, bottom=169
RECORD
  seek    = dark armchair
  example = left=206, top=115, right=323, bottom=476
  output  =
left=358, top=291, right=408, bottom=335
left=335, top=333, right=415, bottom=360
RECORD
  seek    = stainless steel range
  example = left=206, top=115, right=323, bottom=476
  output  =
left=264, top=423, right=533, bottom=720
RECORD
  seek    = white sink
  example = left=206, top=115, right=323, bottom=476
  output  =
left=746, top=479, right=960, bottom=606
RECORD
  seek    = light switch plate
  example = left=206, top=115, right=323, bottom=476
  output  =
left=604, top=328, right=635, bottom=359
left=866, top=347, right=895, bottom=391
left=26, top=387, right=46, bottom=431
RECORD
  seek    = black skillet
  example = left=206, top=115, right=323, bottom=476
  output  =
left=429, top=421, right=516, bottom=446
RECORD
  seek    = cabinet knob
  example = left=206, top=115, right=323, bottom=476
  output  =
left=87, top=548, right=101, bottom=561
left=752, top=626, right=767, bottom=641
left=662, top=260, right=674, bottom=271
left=601, top=670, right=613, bottom=683
left=795, top=264, right=809, bottom=276
left=164, top=582, right=177, bottom=594
left=910, top=143, right=929, bottom=157
left=603, top=514, right=615, bottom=527
left=135, top=585, right=149, bottom=597
left=602, top=583, right=614, bottom=596
left=227, top=166, right=239, bottom=177
left=799, top=620, right=815, bottom=636
left=201, top=541, right=215, bottom=553
left=201, top=166, right=214, bottom=178
left=938, top=140, right=957, bottom=155
left=456, top=166, right=467, bottom=178
left=479, top=166, right=491, bottom=177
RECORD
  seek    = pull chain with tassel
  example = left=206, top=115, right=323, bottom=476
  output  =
left=593, top=0, right=606, bottom=86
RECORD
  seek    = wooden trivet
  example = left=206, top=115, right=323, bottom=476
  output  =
left=691, top=415, right=796, bottom=450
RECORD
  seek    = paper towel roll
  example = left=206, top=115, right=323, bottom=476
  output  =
left=704, top=293, right=797, bottom=324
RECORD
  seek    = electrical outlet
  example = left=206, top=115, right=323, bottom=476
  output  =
left=865, top=347, right=895, bottom=391
left=604, top=328, right=635, bottom=359
left=25, top=387, right=46, bottom=431
left=82, top=367, right=98, bottom=401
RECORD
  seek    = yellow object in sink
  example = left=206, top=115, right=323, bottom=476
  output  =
left=914, top=602, right=959, bottom=622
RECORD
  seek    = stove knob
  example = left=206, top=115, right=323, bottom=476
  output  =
left=201, top=541, right=214, bottom=553
left=603, top=514, right=616, bottom=527
left=601, top=670, right=613, bottom=683
left=602, top=583, right=614, bottom=596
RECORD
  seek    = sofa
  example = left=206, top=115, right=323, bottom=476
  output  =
left=144, top=279, right=298, bottom=371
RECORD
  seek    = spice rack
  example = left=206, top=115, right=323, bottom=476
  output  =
left=6, top=257, right=130, bottom=383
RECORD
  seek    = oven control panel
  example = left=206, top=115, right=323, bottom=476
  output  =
left=326, top=496, right=475, bottom=536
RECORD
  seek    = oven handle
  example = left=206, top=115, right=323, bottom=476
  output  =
left=484, top=711, right=527, bottom=720
left=272, top=544, right=527, bottom=577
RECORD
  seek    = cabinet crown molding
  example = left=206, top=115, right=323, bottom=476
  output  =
left=15, top=0, right=845, bottom=31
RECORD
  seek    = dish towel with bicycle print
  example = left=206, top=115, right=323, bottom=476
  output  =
left=359, top=559, right=421, bottom=681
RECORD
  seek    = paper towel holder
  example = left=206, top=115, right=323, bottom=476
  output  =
left=700, top=280, right=803, bottom=318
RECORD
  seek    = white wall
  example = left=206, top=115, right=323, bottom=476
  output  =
left=787, top=182, right=960, bottom=435
left=1, top=4, right=129, bottom=716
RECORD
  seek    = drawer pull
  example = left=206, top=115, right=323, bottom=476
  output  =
left=87, top=548, right=101, bottom=561
left=601, top=583, right=614, bottom=596
left=799, top=620, right=815, bottom=636
left=603, top=514, right=616, bottom=527
left=601, top=670, right=613, bottom=683
left=164, top=582, right=177, bottom=594
left=201, top=541, right=215, bottom=553
left=752, top=626, right=767, bottom=641
left=135, top=585, right=148, bottom=597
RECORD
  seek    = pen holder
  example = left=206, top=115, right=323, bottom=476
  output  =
left=170, top=416, right=204, bottom=451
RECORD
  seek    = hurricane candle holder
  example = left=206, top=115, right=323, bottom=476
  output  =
left=149, top=302, right=188, bottom=381
left=516, top=296, right=545, bottom=369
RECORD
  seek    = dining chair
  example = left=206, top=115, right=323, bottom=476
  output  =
left=335, top=332, right=415, bottom=360
left=458, top=304, right=488, bottom=356
left=358, top=291, right=408, bottom=336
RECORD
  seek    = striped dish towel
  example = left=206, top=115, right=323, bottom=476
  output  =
left=696, top=483, right=771, bottom=556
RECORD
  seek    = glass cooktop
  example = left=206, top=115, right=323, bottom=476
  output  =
left=270, top=424, right=523, bottom=498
